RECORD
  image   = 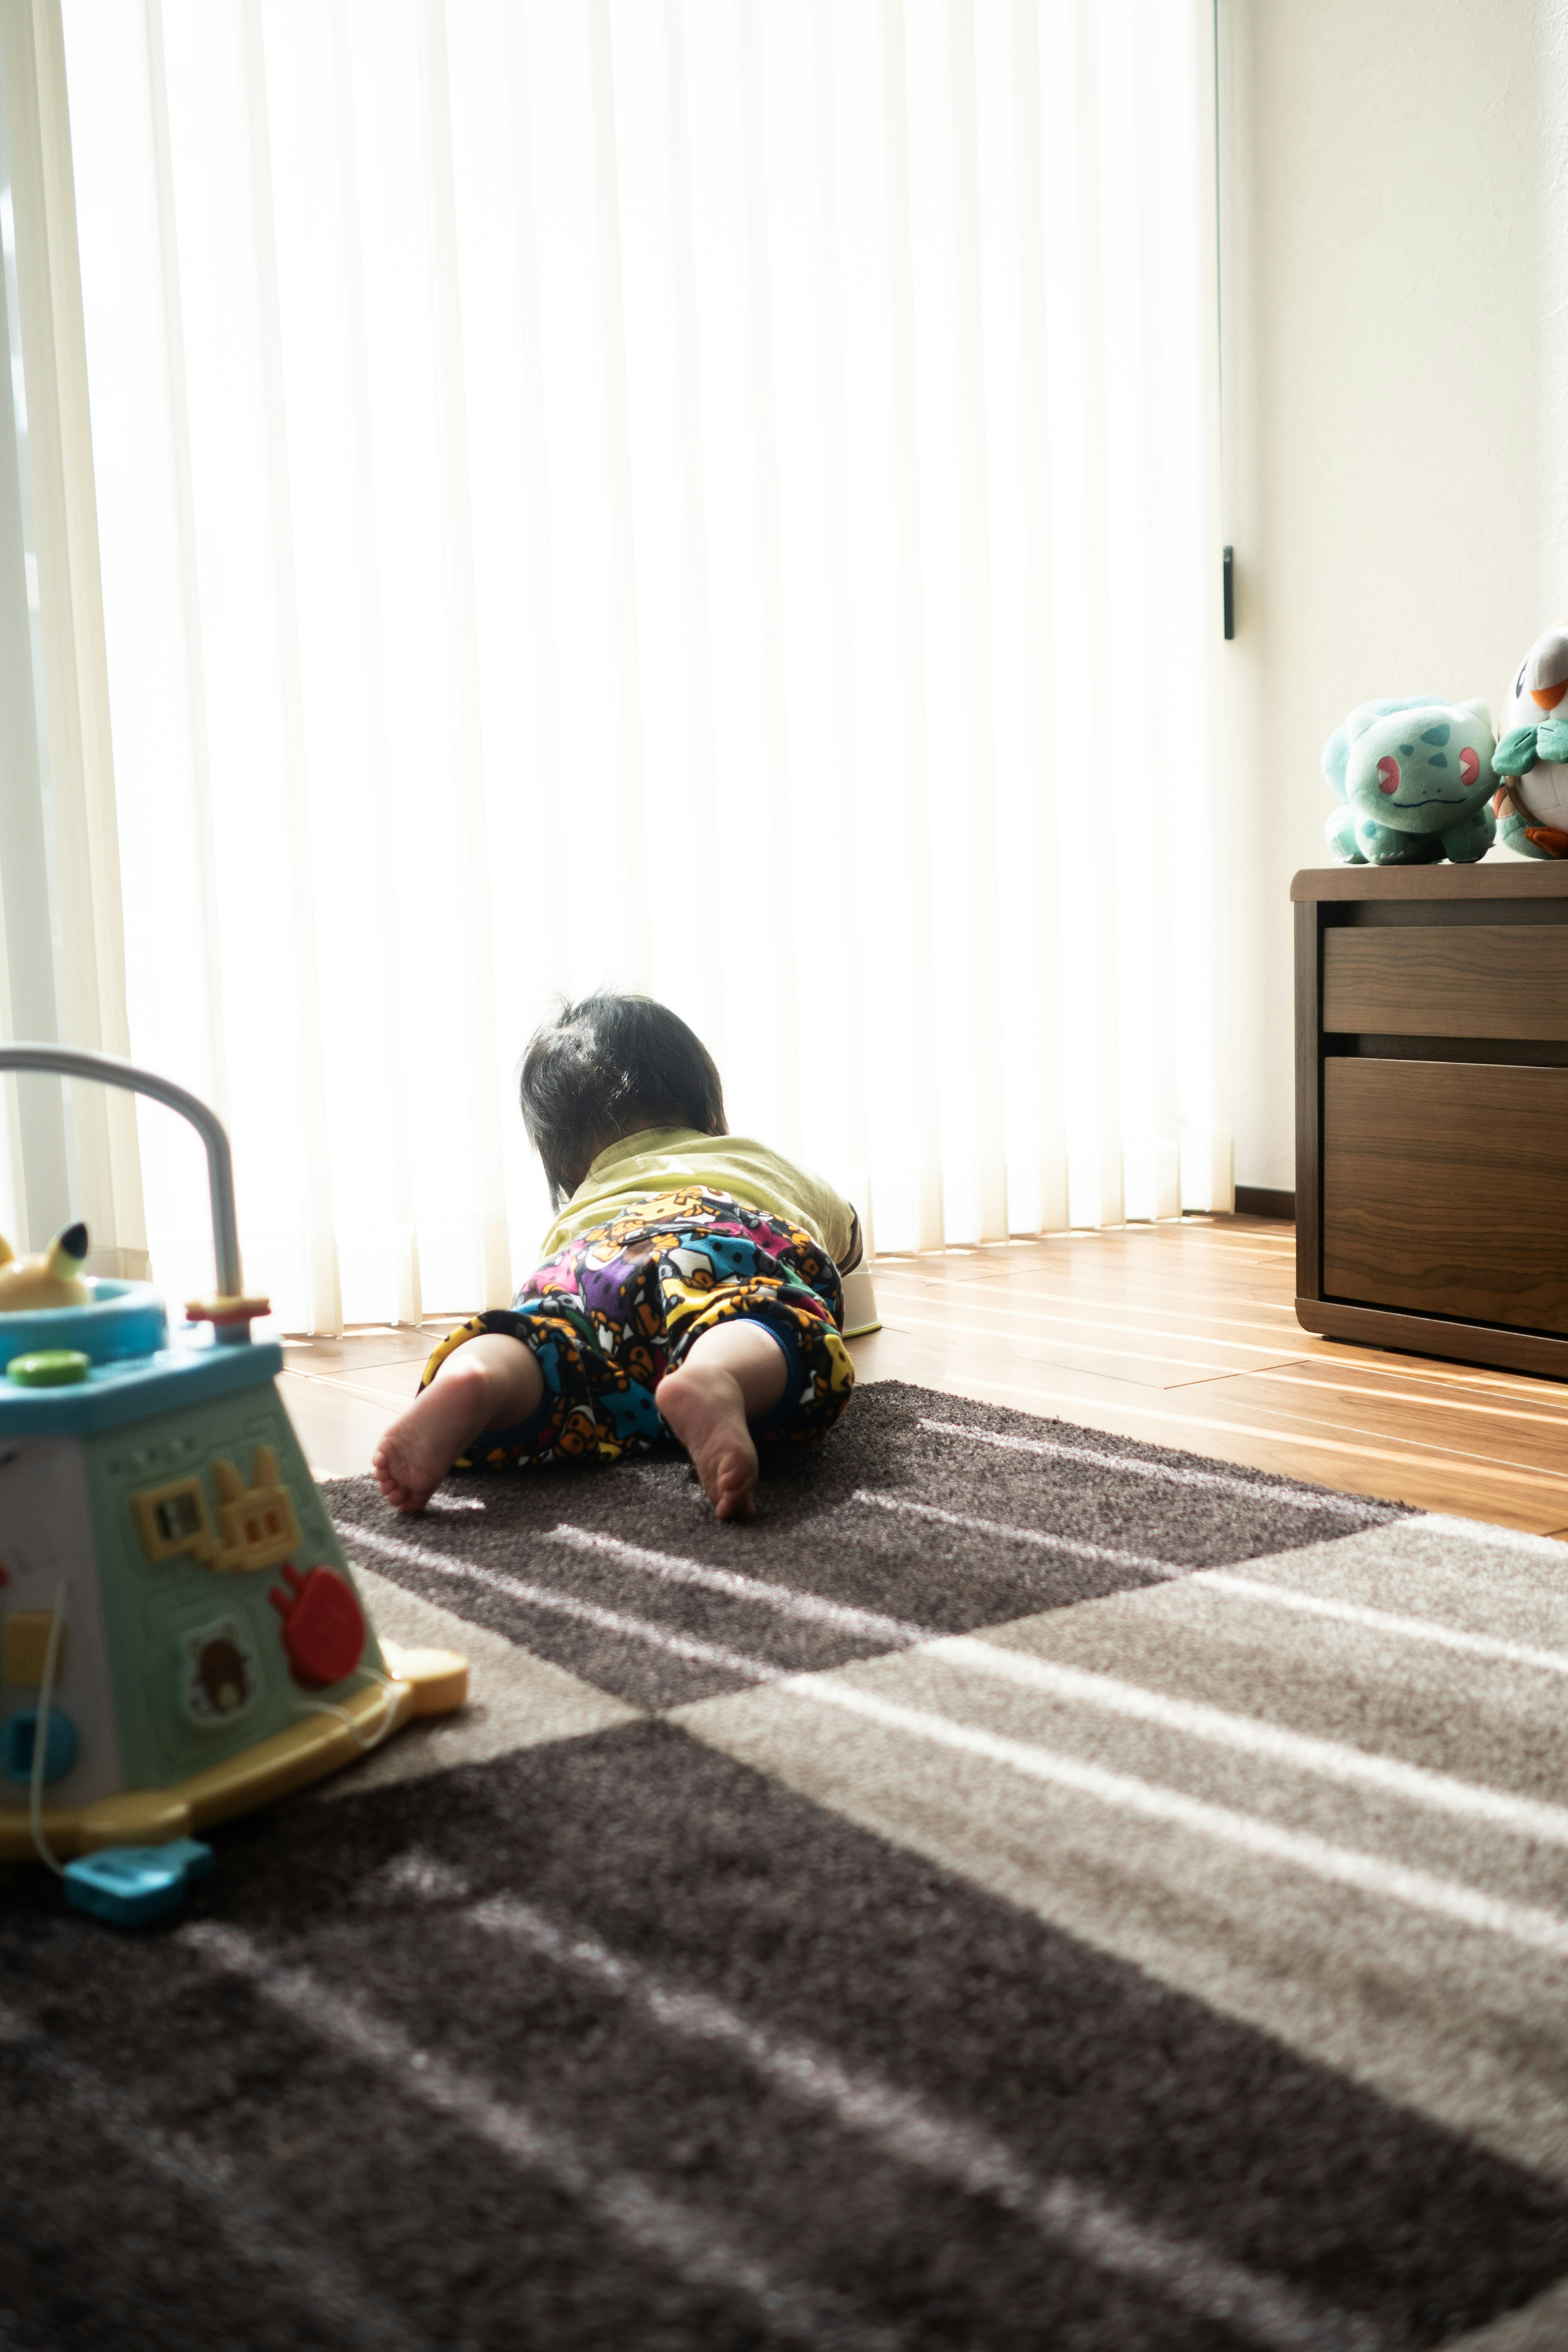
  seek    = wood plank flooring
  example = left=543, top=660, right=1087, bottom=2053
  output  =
left=278, top=1214, right=1568, bottom=1536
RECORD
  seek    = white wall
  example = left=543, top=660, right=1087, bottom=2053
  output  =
left=1220, top=0, right=1568, bottom=1192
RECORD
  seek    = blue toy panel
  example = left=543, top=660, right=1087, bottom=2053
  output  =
left=0, top=1276, right=290, bottom=1439
left=0, top=1280, right=168, bottom=1369
left=0, top=1335, right=284, bottom=1437
left=80, top=1380, right=385, bottom=1795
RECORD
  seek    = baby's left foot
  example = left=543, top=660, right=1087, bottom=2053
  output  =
left=655, top=1359, right=759, bottom=1520
left=372, top=1359, right=492, bottom=1513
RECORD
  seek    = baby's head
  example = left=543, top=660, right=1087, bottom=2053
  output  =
left=520, top=993, right=726, bottom=1205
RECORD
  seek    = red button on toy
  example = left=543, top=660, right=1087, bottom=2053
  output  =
left=269, top=1564, right=365, bottom=1686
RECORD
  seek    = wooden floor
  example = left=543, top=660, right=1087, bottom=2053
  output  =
left=280, top=1213, right=1568, bottom=1538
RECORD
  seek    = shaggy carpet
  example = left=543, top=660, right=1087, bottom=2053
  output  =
left=5, top=1379, right=1568, bottom=2351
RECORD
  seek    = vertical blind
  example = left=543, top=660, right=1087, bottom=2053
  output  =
left=58, top=0, right=1225, bottom=1333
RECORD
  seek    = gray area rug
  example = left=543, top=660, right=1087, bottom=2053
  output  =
left=5, top=1378, right=1568, bottom=2352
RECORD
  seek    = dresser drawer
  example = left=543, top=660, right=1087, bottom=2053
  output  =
left=1322, top=925, right=1568, bottom=1038
left=1323, top=1058, right=1568, bottom=1333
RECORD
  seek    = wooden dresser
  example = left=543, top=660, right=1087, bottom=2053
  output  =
left=1293, top=861, right=1568, bottom=1379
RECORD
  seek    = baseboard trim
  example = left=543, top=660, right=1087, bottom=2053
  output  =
left=1295, top=1295, right=1568, bottom=1383
left=1234, top=1186, right=1295, bottom=1222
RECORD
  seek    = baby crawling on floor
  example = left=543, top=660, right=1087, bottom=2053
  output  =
left=373, top=993, right=859, bottom=1521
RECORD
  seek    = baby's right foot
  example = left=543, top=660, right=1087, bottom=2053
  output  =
left=655, top=1357, right=760, bottom=1520
left=372, top=1359, right=492, bottom=1512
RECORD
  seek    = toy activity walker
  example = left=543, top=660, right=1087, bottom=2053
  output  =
left=0, top=1045, right=466, bottom=1918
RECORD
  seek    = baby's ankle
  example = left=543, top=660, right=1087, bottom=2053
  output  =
left=425, top=1352, right=494, bottom=1439
left=430, top=1330, right=544, bottom=1437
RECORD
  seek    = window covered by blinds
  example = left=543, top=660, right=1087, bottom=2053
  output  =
left=61, top=0, right=1225, bottom=1331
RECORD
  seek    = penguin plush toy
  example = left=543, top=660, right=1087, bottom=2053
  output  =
left=1493, top=626, right=1568, bottom=858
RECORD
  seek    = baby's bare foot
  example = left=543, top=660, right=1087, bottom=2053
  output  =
left=372, top=1359, right=492, bottom=1513
left=655, top=1358, right=759, bottom=1520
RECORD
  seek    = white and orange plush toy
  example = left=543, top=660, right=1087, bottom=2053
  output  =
left=1492, top=626, right=1568, bottom=858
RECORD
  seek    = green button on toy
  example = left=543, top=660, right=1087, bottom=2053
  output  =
left=7, top=1349, right=91, bottom=1387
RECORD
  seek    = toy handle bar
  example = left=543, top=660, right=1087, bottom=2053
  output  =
left=0, top=1042, right=243, bottom=1301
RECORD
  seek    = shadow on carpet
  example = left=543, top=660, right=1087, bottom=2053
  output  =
left=324, top=1378, right=1412, bottom=1711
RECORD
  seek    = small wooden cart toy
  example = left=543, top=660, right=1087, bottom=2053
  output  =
left=0, top=1044, right=465, bottom=1918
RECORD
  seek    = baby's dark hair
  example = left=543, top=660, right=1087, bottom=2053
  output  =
left=519, top=992, right=727, bottom=1206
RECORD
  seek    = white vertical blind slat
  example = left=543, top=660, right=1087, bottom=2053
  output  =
left=604, top=0, right=712, bottom=1047
left=143, top=0, right=227, bottom=1144
left=979, top=0, right=1065, bottom=1242
left=1009, top=0, right=1068, bottom=1241
left=658, top=0, right=724, bottom=1066
left=0, top=0, right=147, bottom=1274
left=945, top=0, right=1005, bottom=1244
left=1071, top=0, right=1123, bottom=1234
left=736, top=0, right=801, bottom=1158
left=877, top=0, right=944, bottom=1254
left=240, top=0, right=341, bottom=1334
left=1136, top=0, right=1182, bottom=1225
left=811, top=5, right=870, bottom=1214
left=1096, top=0, right=1167, bottom=1225
left=1167, top=0, right=1229, bottom=1212
left=588, top=0, right=652, bottom=997
left=496, top=0, right=567, bottom=1026
left=329, top=0, right=421, bottom=1326
left=419, top=0, right=512, bottom=1309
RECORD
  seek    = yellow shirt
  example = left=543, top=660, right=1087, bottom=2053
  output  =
left=539, top=1128, right=860, bottom=1269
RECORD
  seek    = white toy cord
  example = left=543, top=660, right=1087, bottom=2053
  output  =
left=291, top=1658, right=404, bottom=1754
left=28, top=1583, right=67, bottom=1878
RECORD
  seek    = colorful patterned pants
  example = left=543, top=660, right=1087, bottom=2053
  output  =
left=417, top=1188, right=855, bottom=1470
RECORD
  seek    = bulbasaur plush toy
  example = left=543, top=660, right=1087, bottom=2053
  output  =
left=1491, top=625, right=1568, bottom=858
left=1321, top=697, right=1497, bottom=865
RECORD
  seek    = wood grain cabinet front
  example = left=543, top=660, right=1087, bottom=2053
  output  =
left=1295, top=865, right=1568, bottom=1378
left=1322, top=927, right=1568, bottom=1039
left=1323, top=1058, right=1568, bottom=1335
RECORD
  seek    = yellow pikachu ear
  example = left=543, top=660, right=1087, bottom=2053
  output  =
left=0, top=1234, right=12, bottom=1268
left=44, top=1221, right=88, bottom=1277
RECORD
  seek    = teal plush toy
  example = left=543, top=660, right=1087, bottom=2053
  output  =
left=1321, top=698, right=1497, bottom=865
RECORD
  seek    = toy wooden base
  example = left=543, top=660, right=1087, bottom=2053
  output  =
left=0, top=1639, right=466, bottom=1861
